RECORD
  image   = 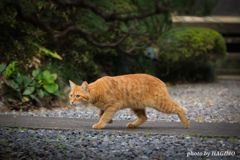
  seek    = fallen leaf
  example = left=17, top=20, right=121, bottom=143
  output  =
left=209, top=100, right=214, bottom=104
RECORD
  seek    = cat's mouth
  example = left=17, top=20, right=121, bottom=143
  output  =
left=69, top=101, right=84, bottom=106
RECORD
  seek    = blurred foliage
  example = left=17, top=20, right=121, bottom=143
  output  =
left=155, top=27, right=227, bottom=82
left=0, top=61, right=59, bottom=110
left=0, top=1, right=39, bottom=65
left=31, top=42, right=62, bottom=60
left=0, top=0, right=222, bottom=109
left=0, top=0, right=219, bottom=78
left=156, top=27, right=227, bottom=62
left=175, top=0, right=218, bottom=16
left=96, top=27, right=227, bottom=82
left=94, top=52, right=161, bottom=77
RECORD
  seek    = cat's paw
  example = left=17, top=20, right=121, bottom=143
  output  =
left=183, top=121, right=189, bottom=129
left=92, top=123, right=103, bottom=129
left=126, top=123, right=136, bottom=128
left=108, top=119, right=113, bottom=124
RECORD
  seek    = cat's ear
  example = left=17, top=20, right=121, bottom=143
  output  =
left=69, top=80, right=76, bottom=89
left=82, top=81, right=89, bottom=92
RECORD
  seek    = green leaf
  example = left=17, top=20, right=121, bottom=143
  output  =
left=36, top=1, right=47, bottom=10
left=31, top=42, right=62, bottom=60
left=9, top=80, right=19, bottom=89
left=32, top=68, right=42, bottom=80
left=37, top=89, right=44, bottom=98
left=23, top=87, right=35, bottom=95
left=5, top=61, right=18, bottom=78
left=32, top=68, right=39, bottom=77
left=52, top=73, right=57, bottom=80
left=43, top=83, right=58, bottom=94
left=30, top=95, right=40, bottom=103
left=8, top=98, right=16, bottom=102
left=36, top=84, right=41, bottom=88
left=0, top=64, right=6, bottom=73
left=120, top=22, right=128, bottom=32
left=44, top=91, right=50, bottom=97
left=43, top=70, right=51, bottom=79
left=23, top=76, right=32, bottom=87
left=16, top=73, right=23, bottom=85
left=47, top=74, right=57, bottom=83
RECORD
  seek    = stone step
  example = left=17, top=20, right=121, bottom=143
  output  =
left=217, top=69, right=240, bottom=75
left=226, top=53, right=240, bottom=59
left=224, top=37, right=240, bottom=44
left=217, top=75, right=240, bottom=81
left=172, top=16, right=240, bottom=34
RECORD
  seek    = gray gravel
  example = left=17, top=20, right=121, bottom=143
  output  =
left=0, top=127, right=239, bottom=159
left=0, top=80, right=240, bottom=159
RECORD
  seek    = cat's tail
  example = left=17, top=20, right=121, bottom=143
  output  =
left=181, top=106, right=188, bottom=115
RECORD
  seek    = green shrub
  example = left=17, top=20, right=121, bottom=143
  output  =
left=0, top=61, right=59, bottom=109
left=154, top=27, right=227, bottom=82
left=156, top=27, right=227, bottom=62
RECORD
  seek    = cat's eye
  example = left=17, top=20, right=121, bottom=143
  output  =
left=70, top=94, right=73, bottom=98
left=76, top=95, right=80, bottom=98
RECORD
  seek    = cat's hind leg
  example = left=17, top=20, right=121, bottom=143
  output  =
left=98, top=109, right=113, bottom=124
left=126, top=109, right=147, bottom=128
left=177, top=106, right=189, bottom=128
left=168, top=105, right=189, bottom=128
left=154, top=102, right=189, bottom=128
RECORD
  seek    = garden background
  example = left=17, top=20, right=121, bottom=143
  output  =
left=0, top=0, right=239, bottom=110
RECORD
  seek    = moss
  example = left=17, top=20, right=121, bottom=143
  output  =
left=157, top=27, right=227, bottom=62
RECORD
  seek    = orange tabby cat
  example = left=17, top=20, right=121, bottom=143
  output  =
left=69, top=74, right=189, bottom=129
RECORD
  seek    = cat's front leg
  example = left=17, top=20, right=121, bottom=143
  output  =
left=93, top=107, right=117, bottom=129
left=98, top=109, right=113, bottom=124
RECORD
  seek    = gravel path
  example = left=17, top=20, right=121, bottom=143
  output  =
left=0, top=127, right=239, bottom=159
left=0, top=80, right=240, bottom=159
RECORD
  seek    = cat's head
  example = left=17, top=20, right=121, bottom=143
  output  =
left=69, top=80, right=90, bottom=106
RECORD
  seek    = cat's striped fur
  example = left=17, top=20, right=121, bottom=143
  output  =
left=69, top=74, right=189, bottom=129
